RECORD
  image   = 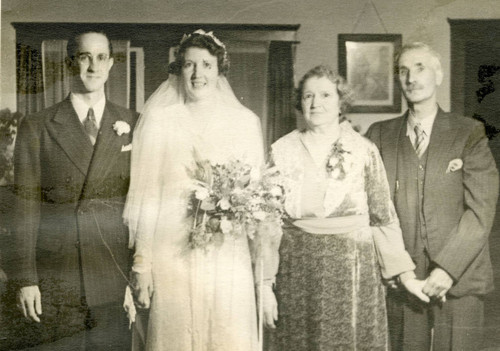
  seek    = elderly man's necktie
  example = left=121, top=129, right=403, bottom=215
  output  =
left=414, top=124, right=426, bottom=158
left=84, top=107, right=98, bottom=145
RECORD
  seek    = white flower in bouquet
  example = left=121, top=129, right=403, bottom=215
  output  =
left=327, top=156, right=340, bottom=168
left=250, top=167, right=260, bottom=181
left=331, top=168, right=342, bottom=180
left=253, top=210, right=267, bottom=221
left=248, top=197, right=261, bottom=206
left=270, top=185, right=283, bottom=198
left=232, top=187, right=243, bottom=195
left=220, top=217, right=233, bottom=234
left=218, top=198, right=231, bottom=210
left=195, top=187, right=210, bottom=200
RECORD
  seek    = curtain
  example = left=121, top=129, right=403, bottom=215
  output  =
left=22, top=39, right=131, bottom=114
left=266, top=41, right=296, bottom=150
left=226, top=41, right=269, bottom=122
left=17, top=44, right=44, bottom=116
left=106, top=40, right=130, bottom=108
left=42, top=40, right=70, bottom=108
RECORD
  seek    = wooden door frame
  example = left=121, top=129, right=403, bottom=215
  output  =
left=449, top=19, right=500, bottom=115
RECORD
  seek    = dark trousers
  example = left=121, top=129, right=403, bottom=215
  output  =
left=23, top=303, right=131, bottom=351
left=387, top=252, right=484, bottom=351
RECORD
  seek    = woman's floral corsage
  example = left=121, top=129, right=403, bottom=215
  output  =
left=326, top=141, right=351, bottom=180
left=186, top=150, right=286, bottom=250
left=113, top=121, right=131, bottom=136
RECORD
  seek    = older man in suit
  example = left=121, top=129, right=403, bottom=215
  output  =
left=366, top=42, right=499, bottom=350
left=12, top=30, right=137, bottom=349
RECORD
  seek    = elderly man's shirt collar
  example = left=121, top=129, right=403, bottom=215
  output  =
left=406, top=108, right=437, bottom=153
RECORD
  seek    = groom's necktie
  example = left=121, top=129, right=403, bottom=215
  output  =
left=84, top=107, right=99, bottom=145
left=414, top=124, right=426, bottom=158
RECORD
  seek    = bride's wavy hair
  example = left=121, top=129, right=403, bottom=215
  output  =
left=168, top=32, right=230, bottom=76
left=295, top=65, right=353, bottom=115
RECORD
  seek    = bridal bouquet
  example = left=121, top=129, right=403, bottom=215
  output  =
left=186, top=151, right=286, bottom=250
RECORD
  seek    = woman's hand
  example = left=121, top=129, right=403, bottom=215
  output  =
left=131, top=270, right=154, bottom=309
left=257, top=284, right=278, bottom=329
left=399, top=271, right=430, bottom=303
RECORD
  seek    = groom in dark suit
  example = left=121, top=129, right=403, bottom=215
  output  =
left=12, top=29, right=137, bottom=349
left=366, top=42, right=498, bottom=350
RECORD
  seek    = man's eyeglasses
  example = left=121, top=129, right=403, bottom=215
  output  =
left=75, top=53, right=110, bottom=65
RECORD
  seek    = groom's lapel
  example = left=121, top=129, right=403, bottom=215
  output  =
left=47, top=97, right=94, bottom=176
left=83, top=102, right=124, bottom=193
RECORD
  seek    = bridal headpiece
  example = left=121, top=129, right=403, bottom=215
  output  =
left=180, top=29, right=226, bottom=50
left=171, top=29, right=229, bottom=76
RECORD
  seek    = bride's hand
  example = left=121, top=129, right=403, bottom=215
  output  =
left=399, top=271, right=430, bottom=303
left=257, top=284, right=278, bottom=329
left=131, top=270, right=154, bottom=309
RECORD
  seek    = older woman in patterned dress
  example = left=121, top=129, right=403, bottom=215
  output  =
left=259, top=65, right=428, bottom=351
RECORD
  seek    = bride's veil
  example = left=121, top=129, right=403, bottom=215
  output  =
left=123, top=73, right=249, bottom=252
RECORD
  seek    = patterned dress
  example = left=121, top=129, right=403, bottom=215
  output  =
left=266, top=122, right=414, bottom=351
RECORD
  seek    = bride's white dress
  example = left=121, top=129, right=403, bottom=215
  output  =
left=127, top=100, right=263, bottom=351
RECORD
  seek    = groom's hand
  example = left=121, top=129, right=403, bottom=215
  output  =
left=18, top=285, right=42, bottom=322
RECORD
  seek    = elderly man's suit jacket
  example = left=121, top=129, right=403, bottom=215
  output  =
left=366, top=108, right=499, bottom=297
left=13, top=97, right=138, bottom=306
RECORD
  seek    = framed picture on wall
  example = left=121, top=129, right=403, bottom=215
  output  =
left=338, top=34, right=402, bottom=113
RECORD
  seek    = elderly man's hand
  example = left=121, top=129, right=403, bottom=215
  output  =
left=18, top=285, right=42, bottom=322
left=422, top=267, right=453, bottom=300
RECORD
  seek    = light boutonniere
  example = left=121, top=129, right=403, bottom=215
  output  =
left=446, top=158, right=463, bottom=173
left=326, top=141, right=351, bottom=180
left=113, top=121, right=131, bottom=136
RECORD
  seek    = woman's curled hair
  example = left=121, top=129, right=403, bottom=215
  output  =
left=168, top=32, right=230, bottom=76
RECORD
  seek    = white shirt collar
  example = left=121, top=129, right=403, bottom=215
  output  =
left=70, top=93, right=106, bottom=128
left=406, top=109, right=437, bottom=138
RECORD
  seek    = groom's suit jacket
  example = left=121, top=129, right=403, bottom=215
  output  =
left=13, top=97, right=138, bottom=306
left=366, top=108, right=498, bottom=297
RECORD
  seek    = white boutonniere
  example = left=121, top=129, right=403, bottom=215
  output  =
left=446, top=158, right=463, bottom=173
left=113, top=121, right=131, bottom=136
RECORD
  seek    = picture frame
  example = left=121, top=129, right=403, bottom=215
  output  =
left=338, top=34, right=402, bottom=113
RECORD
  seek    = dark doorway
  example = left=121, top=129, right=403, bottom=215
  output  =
left=450, top=19, right=500, bottom=349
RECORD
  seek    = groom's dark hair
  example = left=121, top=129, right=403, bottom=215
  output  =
left=66, top=29, right=114, bottom=60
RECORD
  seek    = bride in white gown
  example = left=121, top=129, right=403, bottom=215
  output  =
left=124, top=30, right=263, bottom=351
